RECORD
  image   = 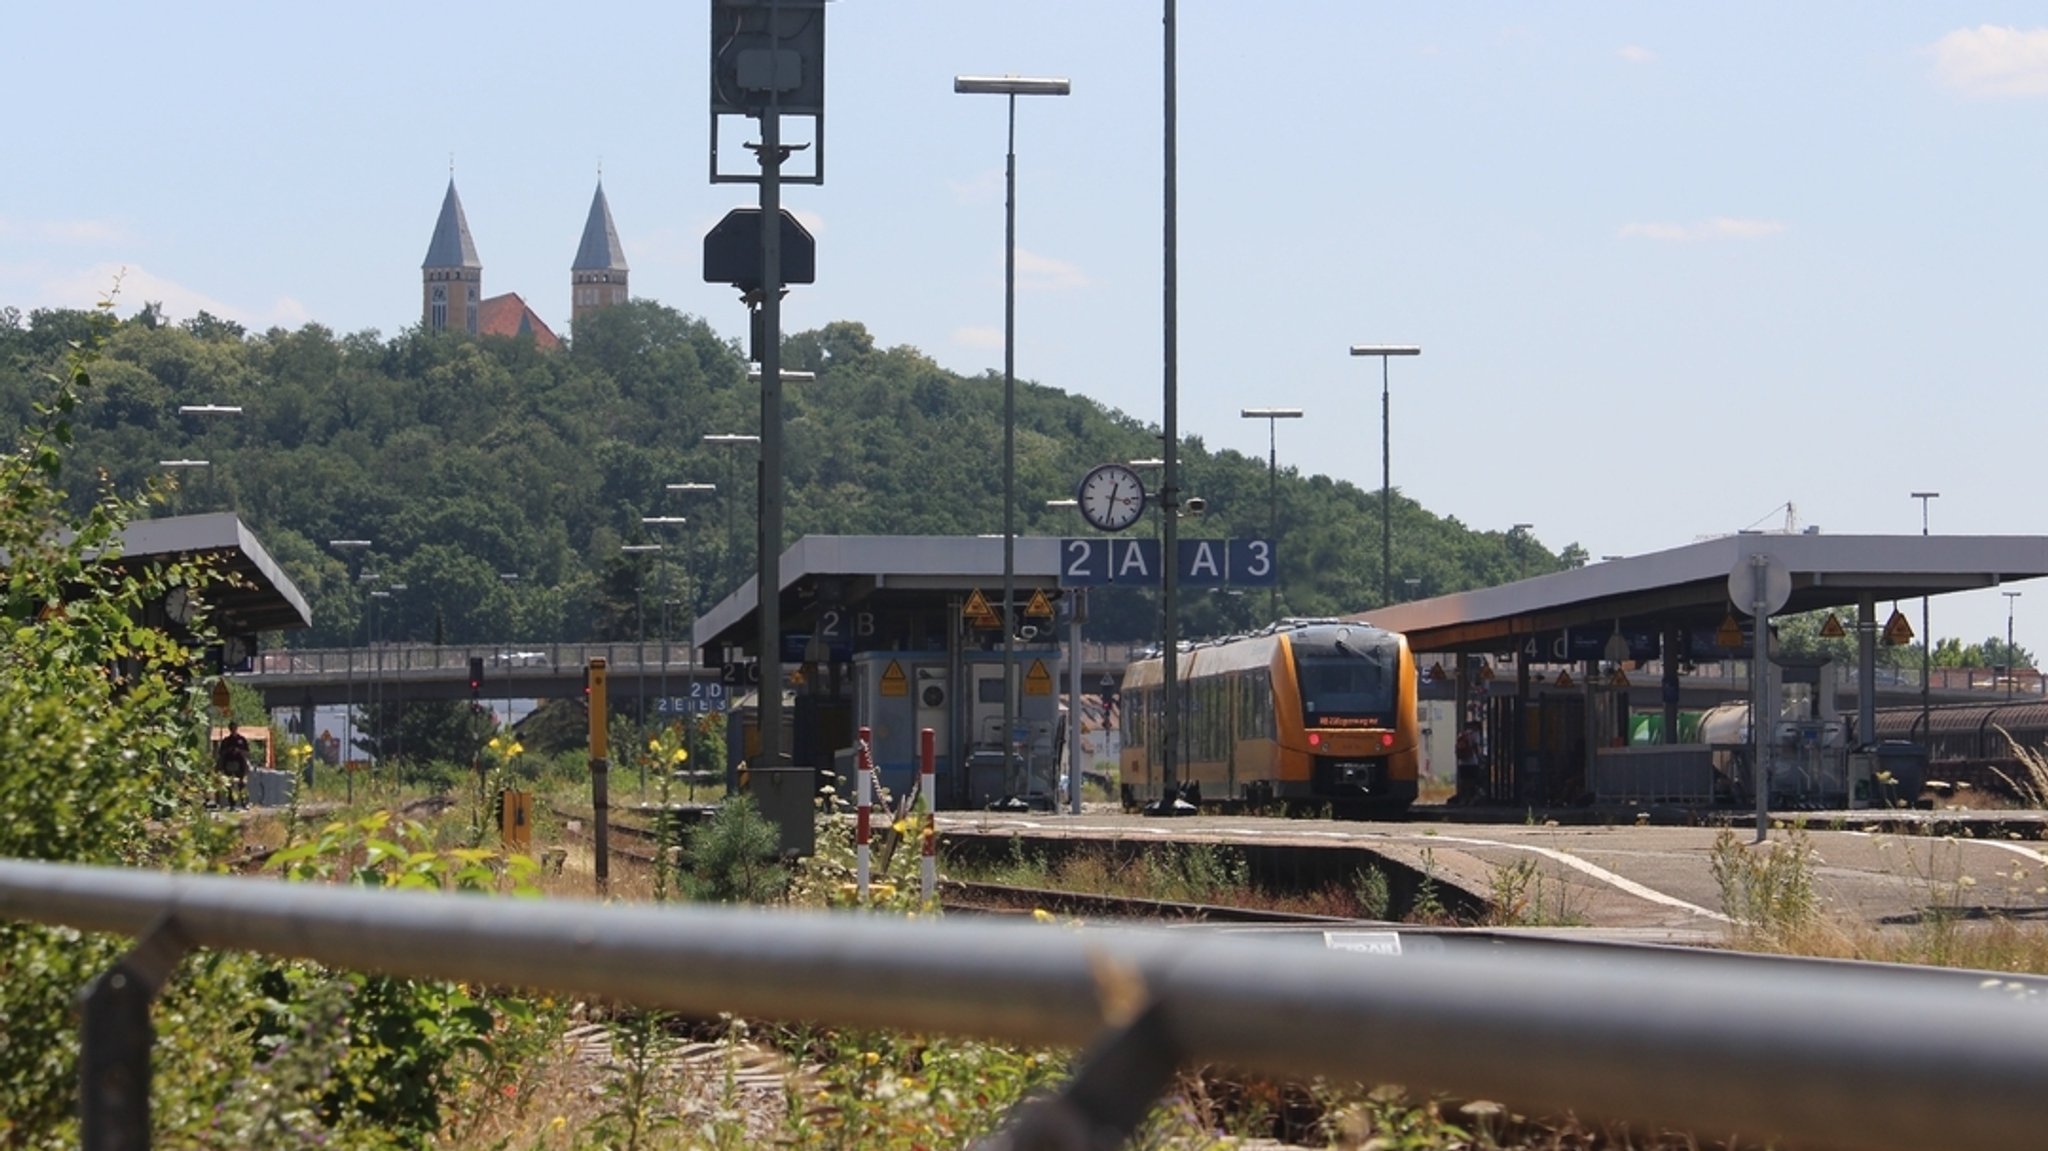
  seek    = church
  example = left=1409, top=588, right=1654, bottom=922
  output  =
left=419, top=179, right=629, bottom=348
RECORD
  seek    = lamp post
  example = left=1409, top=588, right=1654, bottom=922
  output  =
left=703, top=436, right=759, bottom=599
left=1349, top=345, right=1422, bottom=607
left=642, top=517, right=689, bottom=725
left=956, top=73, right=1071, bottom=798
left=1911, top=491, right=1939, bottom=740
left=621, top=543, right=662, bottom=798
left=327, top=539, right=371, bottom=801
left=2005, top=591, right=2022, bottom=702
left=175, top=403, right=242, bottom=512
left=1240, top=407, right=1302, bottom=619
left=158, top=459, right=208, bottom=515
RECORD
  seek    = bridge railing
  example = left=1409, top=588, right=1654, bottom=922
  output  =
left=246, top=642, right=1156, bottom=679
left=3, top=856, right=2045, bottom=1151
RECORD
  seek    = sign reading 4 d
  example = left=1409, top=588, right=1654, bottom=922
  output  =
left=1059, top=538, right=1277, bottom=588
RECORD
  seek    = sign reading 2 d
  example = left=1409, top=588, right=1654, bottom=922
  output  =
left=1059, top=538, right=1276, bottom=588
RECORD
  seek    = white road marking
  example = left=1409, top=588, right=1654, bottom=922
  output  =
left=957, top=819, right=1732, bottom=923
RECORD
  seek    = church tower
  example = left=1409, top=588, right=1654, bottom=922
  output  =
left=570, top=181, right=629, bottom=327
left=421, top=179, right=482, bottom=335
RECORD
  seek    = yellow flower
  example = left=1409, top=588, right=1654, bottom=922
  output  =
left=550, top=1115, right=567, bottom=1132
left=1031, top=908, right=1055, bottom=923
left=648, top=737, right=661, bottom=752
left=509, top=741, right=524, bottom=757
left=863, top=1051, right=880, bottom=1066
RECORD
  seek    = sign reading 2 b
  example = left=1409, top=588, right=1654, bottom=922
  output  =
left=1059, top=538, right=1276, bottom=588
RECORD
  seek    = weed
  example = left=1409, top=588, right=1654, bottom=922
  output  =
left=1709, top=828, right=1820, bottom=944
left=1485, top=857, right=1586, bottom=927
left=1411, top=847, right=1448, bottom=924
left=1351, top=865, right=1393, bottom=920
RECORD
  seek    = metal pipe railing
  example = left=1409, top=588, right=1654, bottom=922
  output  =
left=6, top=857, right=2048, bottom=1150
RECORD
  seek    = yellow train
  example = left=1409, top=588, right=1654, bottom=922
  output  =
left=1119, top=620, right=1420, bottom=816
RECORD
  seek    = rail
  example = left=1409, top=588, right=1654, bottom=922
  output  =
left=5, top=858, right=2047, bottom=1151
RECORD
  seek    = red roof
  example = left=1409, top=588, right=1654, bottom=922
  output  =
left=477, top=293, right=561, bottom=349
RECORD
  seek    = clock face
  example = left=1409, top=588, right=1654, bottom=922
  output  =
left=1077, top=463, right=1146, bottom=532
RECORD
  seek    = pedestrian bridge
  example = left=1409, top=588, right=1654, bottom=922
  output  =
left=237, top=642, right=1148, bottom=709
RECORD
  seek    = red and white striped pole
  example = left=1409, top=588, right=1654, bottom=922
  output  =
left=920, top=726, right=937, bottom=901
left=856, top=726, right=873, bottom=901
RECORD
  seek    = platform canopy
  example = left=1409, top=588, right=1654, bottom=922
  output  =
left=107, top=512, right=313, bottom=634
left=1354, top=533, right=2048, bottom=656
left=693, top=535, right=1065, bottom=658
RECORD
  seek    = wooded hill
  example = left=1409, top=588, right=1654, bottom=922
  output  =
left=0, top=301, right=1570, bottom=647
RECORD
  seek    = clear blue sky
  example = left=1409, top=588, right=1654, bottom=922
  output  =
left=6, top=3, right=2047, bottom=657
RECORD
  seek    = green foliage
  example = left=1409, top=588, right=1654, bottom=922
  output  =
left=0, top=305, right=1573, bottom=650
left=681, top=793, right=788, bottom=903
left=1484, top=857, right=1586, bottom=927
left=0, top=302, right=242, bottom=1145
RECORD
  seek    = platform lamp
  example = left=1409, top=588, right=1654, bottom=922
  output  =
left=176, top=403, right=241, bottom=512
left=642, top=518, right=690, bottom=726
left=957, top=73, right=1071, bottom=804
left=703, top=436, right=760, bottom=598
left=327, top=538, right=372, bottom=801
left=1910, top=492, right=1939, bottom=742
left=1240, top=407, right=1302, bottom=619
left=2004, top=591, right=2023, bottom=702
left=1349, top=345, right=1422, bottom=607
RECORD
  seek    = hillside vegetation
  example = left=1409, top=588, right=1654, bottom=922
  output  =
left=0, top=300, right=1569, bottom=646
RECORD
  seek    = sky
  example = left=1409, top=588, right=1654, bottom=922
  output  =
left=5, top=2, right=2048, bottom=657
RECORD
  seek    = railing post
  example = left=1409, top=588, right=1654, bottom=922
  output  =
left=920, top=727, right=937, bottom=902
left=79, top=915, right=192, bottom=1151
left=856, top=727, right=873, bottom=901
left=977, top=998, right=1182, bottom=1151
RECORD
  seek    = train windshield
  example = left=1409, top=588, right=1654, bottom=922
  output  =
left=1292, top=630, right=1400, bottom=728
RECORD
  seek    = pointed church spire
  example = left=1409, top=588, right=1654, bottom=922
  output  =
left=572, top=181, right=629, bottom=273
left=422, top=179, right=481, bottom=270
left=571, top=181, right=629, bottom=328
left=422, top=178, right=482, bottom=334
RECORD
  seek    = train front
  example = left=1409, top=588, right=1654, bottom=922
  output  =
left=1282, top=624, right=1420, bottom=813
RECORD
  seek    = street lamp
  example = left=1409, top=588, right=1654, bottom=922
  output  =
left=1350, top=344, right=1422, bottom=606
left=621, top=543, right=663, bottom=797
left=957, top=72, right=1071, bottom=800
left=647, top=504, right=710, bottom=783
left=2005, top=590, right=2023, bottom=701
left=327, top=538, right=371, bottom=800
left=643, top=517, right=689, bottom=721
left=1240, top=407, right=1303, bottom=619
left=703, top=435, right=760, bottom=598
left=1911, top=492, right=1939, bottom=740
left=175, top=403, right=243, bottom=513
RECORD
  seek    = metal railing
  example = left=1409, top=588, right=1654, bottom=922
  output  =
left=6, top=857, right=2048, bottom=1151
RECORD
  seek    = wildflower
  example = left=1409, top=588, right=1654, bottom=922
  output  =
left=863, top=1051, right=880, bottom=1066
left=1031, top=908, right=1055, bottom=923
left=551, top=1115, right=567, bottom=1132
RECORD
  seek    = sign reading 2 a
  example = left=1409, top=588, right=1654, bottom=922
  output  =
left=1058, top=538, right=1276, bottom=588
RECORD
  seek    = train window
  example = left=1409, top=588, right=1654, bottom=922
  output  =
left=1294, top=647, right=1399, bottom=726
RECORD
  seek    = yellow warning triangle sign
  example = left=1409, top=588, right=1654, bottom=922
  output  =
left=1554, top=670, right=1575, bottom=688
left=1609, top=668, right=1631, bottom=688
left=1819, top=613, right=1846, bottom=639
left=880, top=660, right=908, bottom=697
left=1883, top=608, right=1915, bottom=647
left=1025, top=588, right=1055, bottom=618
left=1715, top=612, right=1745, bottom=648
left=963, top=588, right=995, bottom=621
left=1024, top=659, right=1054, bottom=695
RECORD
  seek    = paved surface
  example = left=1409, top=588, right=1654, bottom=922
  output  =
left=936, top=806, right=2048, bottom=942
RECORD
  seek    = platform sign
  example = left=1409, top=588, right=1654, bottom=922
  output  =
left=1059, top=538, right=1277, bottom=588
left=1521, top=627, right=1662, bottom=664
